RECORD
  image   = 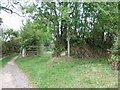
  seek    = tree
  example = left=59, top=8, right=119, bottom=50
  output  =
left=2, top=29, right=20, bottom=55
left=20, top=2, right=119, bottom=58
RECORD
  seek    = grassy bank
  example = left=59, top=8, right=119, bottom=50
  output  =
left=16, top=52, right=118, bottom=88
left=0, top=53, right=18, bottom=67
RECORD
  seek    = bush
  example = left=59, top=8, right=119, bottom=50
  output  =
left=110, top=35, right=120, bottom=62
left=109, top=34, right=120, bottom=70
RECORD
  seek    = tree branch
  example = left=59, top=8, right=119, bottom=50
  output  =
left=0, top=6, right=24, bottom=17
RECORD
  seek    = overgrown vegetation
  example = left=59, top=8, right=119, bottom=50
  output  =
left=109, top=34, right=120, bottom=70
left=1, top=2, right=119, bottom=59
left=16, top=52, right=118, bottom=88
left=2, top=29, right=20, bottom=56
left=21, top=2, right=118, bottom=58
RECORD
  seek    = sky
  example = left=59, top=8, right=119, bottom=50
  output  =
left=1, top=10, right=23, bottom=30
left=0, top=0, right=24, bottom=31
left=0, top=0, right=33, bottom=31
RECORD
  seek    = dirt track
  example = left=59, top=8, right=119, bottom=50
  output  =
left=0, top=56, right=32, bottom=89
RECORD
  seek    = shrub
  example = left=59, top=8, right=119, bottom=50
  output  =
left=110, top=35, right=120, bottom=62
left=109, top=34, right=120, bottom=70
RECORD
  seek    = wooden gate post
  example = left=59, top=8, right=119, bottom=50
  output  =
left=22, top=48, right=26, bottom=57
left=67, top=36, right=70, bottom=57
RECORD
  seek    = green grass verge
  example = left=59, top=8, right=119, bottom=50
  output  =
left=0, top=54, right=2, bottom=58
left=16, top=52, right=118, bottom=88
left=0, top=53, right=18, bottom=67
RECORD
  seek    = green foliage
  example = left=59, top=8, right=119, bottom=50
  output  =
left=20, top=16, right=52, bottom=54
left=2, top=29, right=20, bottom=55
left=20, top=2, right=118, bottom=58
left=21, top=22, right=39, bottom=46
left=21, top=3, right=37, bottom=13
left=111, top=35, right=120, bottom=61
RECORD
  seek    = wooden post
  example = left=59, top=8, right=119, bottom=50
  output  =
left=22, top=48, right=26, bottom=57
left=67, top=36, right=70, bottom=57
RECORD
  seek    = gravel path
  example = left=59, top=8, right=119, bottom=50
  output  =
left=0, top=56, right=32, bottom=89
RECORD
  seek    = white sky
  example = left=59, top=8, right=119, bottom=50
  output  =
left=0, top=0, right=34, bottom=31
left=1, top=10, right=23, bottom=30
left=0, top=0, right=24, bottom=31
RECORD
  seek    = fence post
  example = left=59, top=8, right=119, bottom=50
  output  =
left=67, top=36, right=70, bottom=57
left=22, top=48, right=26, bottom=57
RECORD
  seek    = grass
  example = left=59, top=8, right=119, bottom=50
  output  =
left=0, top=53, right=18, bottom=67
left=16, top=52, right=118, bottom=88
left=0, top=54, right=2, bottom=58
